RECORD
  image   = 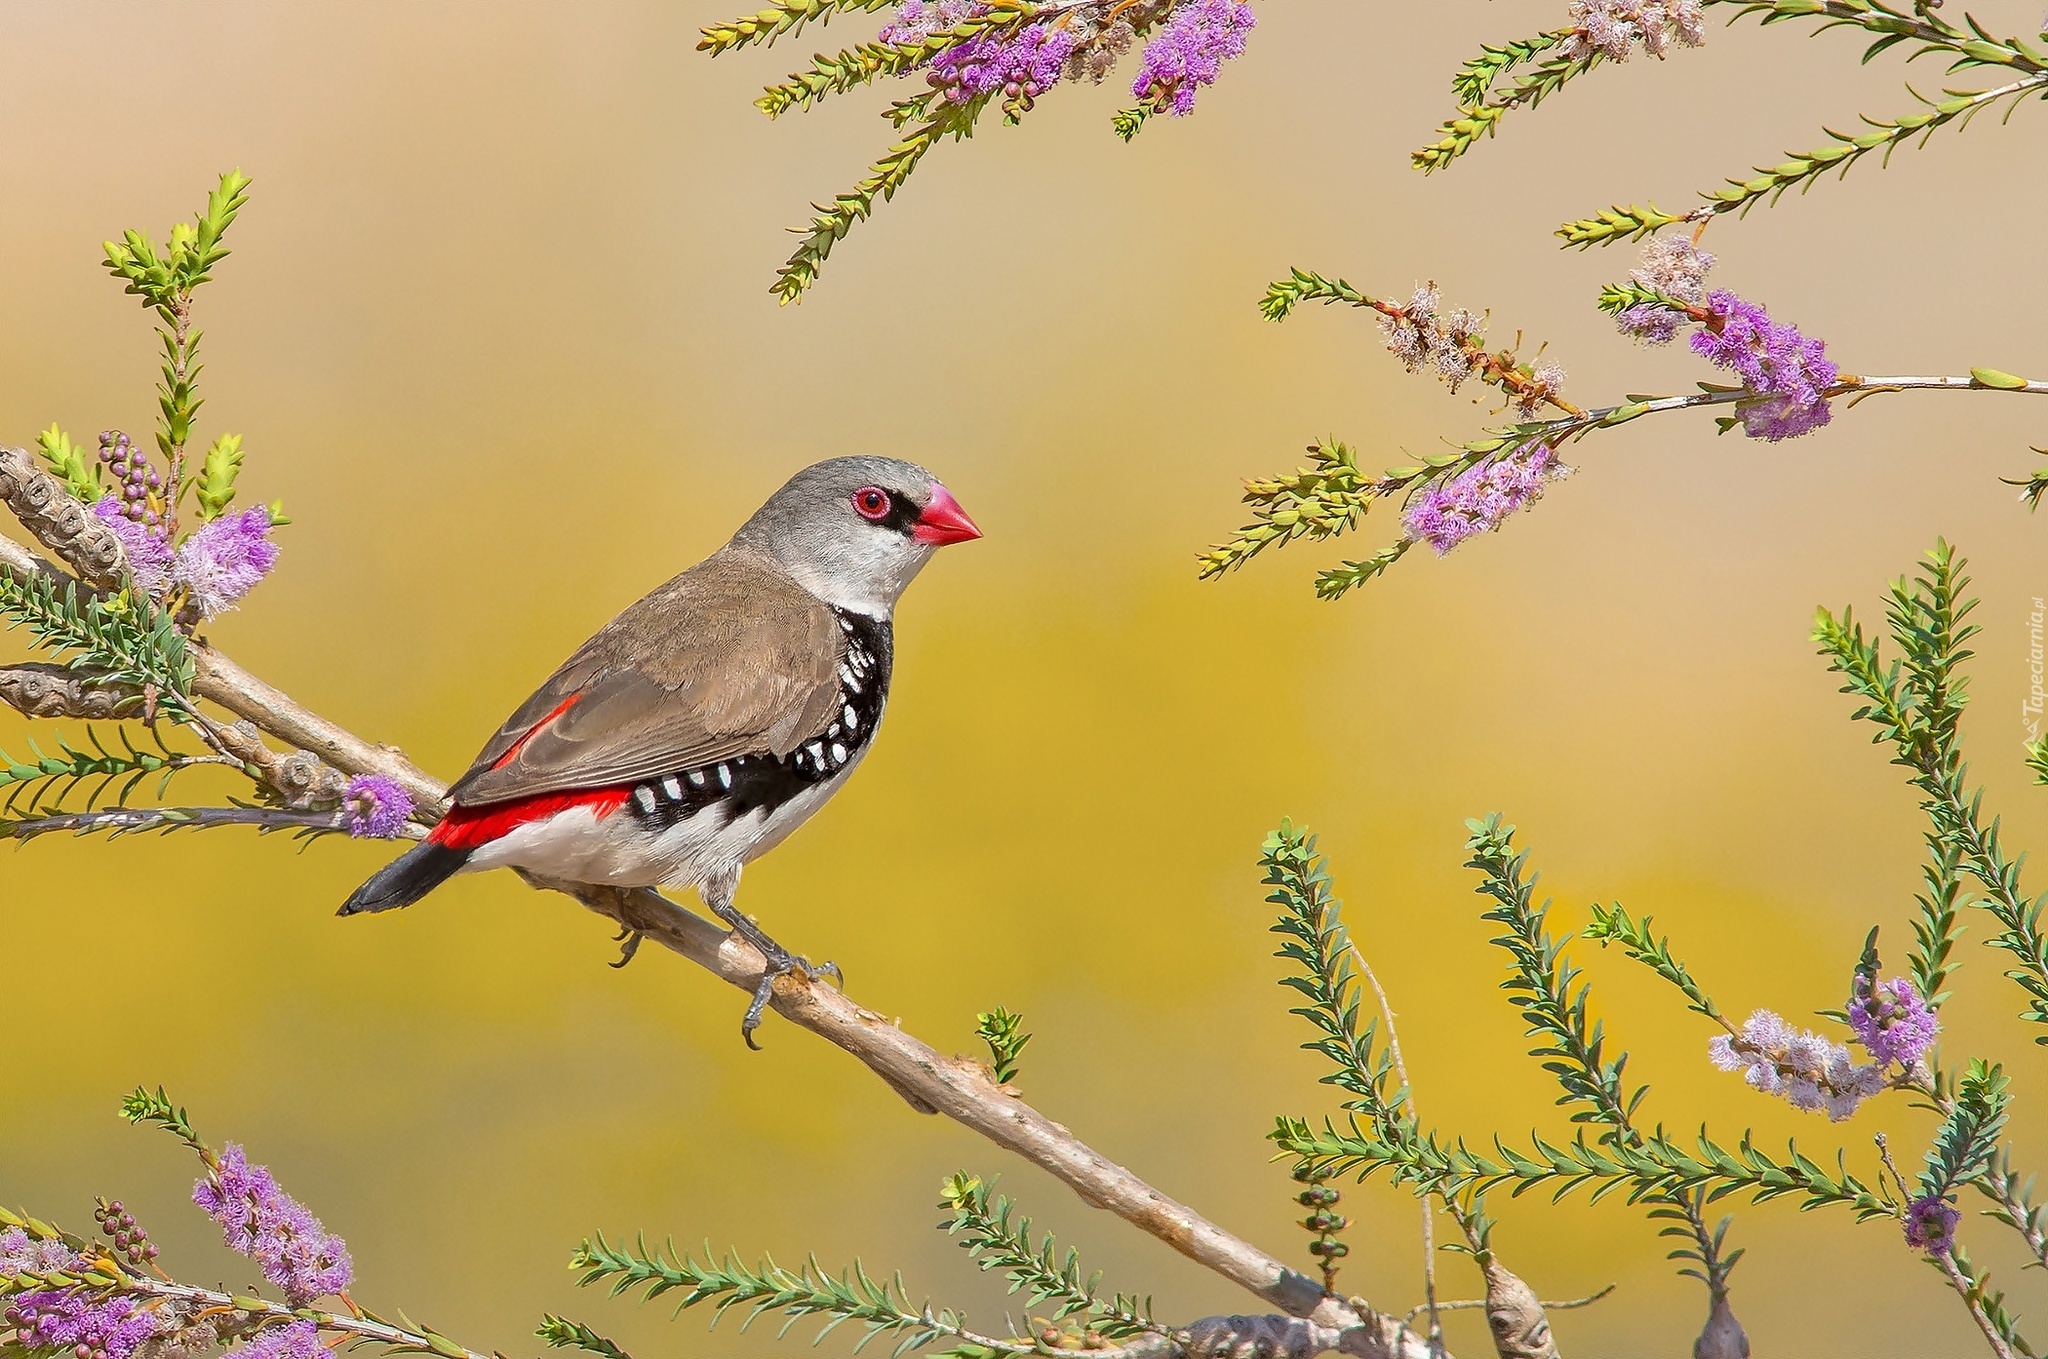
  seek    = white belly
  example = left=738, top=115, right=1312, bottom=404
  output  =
left=463, top=756, right=862, bottom=890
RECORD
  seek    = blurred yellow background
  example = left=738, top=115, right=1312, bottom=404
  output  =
left=5, top=2, right=2048, bottom=1354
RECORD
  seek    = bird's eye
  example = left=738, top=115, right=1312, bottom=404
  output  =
left=852, top=487, right=892, bottom=521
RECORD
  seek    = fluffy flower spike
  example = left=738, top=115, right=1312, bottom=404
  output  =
left=1402, top=441, right=1570, bottom=555
left=1131, top=0, right=1255, bottom=116
left=1848, top=976, right=1939, bottom=1068
left=173, top=506, right=280, bottom=620
left=1707, top=1009, right=1887, bottom=1121
left=193, top=1143, right=353, bottom=1306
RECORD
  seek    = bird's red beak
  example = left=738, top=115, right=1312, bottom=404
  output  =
left=913, top=482, right=982, bottom=546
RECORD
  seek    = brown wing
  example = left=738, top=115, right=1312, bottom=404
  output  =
left=448, top=552, right=847, bottom=806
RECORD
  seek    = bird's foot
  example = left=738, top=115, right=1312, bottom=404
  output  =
left=738, top=948, right=843, bottom=1049
left=708, top=901, right=843, bottom=1049
left=609, top=925, right=645, bottom=969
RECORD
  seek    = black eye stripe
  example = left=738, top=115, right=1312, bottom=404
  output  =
left=852, top=487, right=922, bottom=535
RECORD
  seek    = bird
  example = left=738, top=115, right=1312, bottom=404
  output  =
left=338, top=456, right=981, bottom=1043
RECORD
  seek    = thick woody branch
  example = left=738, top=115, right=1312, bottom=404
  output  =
left=0, top=531, right=1442, bottom=1359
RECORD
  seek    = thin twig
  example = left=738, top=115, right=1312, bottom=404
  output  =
left=1350, top=945, right=1447, bottom=1348
left=0, top=804, right=386, bottom=840
left=123, top=1276, right=494, bottom=1359
left=1401, top=1287, right=1614, bottom=1327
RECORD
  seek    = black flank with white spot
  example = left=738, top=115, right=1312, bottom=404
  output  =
left=626, top=607, right=892, bottom=831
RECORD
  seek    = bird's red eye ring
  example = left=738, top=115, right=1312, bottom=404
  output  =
left=852, top=487, right=892, bottom=521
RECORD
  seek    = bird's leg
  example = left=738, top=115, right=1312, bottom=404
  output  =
left=700, top=871, right=843, bottom=1049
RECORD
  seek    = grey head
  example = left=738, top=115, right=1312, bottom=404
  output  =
left=726, top=456, right=981, bottom=617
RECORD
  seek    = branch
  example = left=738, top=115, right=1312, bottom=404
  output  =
left=0, top=530, right=1438, bottom=1359
left=0, top=803, right=363, bottom=841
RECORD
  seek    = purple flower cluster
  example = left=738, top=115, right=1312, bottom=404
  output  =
left=927, top=23, right=1076, bottom=113
left=1847, top=976, right=1939, bottom=1068
left=93, top=497, right=176, bottom=598
left=193, top=1144, right=353, bottom=1306
left=344, top=774, right=415, bottom=839
left=1708, top=1009, right=1887, bottom=1121
left=3, top=1290, right=160, bottom=1359
left=172, top=506, right=281, bottom=619
left=1904, top=1193, right=1961, bottom=1255
left=0, top=1226, right=81, bottom=1276
left=1131, top=0, right=1255, bottom=116
left=1402, top=441, right=1569, bottom=555
left=238, top=1320, right=326, bottom=1359
left=1689, top=291, right=1839, bottom=440
left=1559, top=0, right=1705, bottom=61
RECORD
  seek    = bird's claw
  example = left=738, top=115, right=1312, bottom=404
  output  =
left=739, top=947, right=843, bottom=1049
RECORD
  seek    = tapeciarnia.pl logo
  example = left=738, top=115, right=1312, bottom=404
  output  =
left=2028, top=597, right=2045, bottom=740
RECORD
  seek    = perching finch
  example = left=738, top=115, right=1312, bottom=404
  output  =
left=339, top=457, right=980, bottom=1042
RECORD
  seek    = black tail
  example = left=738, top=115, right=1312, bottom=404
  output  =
left=339, top=840, right=470, bottom=916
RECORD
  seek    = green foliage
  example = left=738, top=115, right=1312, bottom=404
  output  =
left=568, top=1234, right=1018, bottom=1356
left=699, top=0, right=897, bottom=55
left=0, top=570, right=194, bottom=707
left=1258, top=268, right=1376, bottom=323
left=2028, top=731, right=2048, bottom=784
left=1273, top=1113, right=1887, bottom=1217
left=1582, top=902, right=1726, bottom=1025
left=1912, top=835, right=1968, bottom=1008
left=1312, top=541, right=1415, bottom=601
left=0, top=725, right=206, bottom=818
left=537, top=1317, right=636, bottom=1359
left=1921, top=1061, right=2011, bottom=1200
left=1264, top=823, right=1410, bottom=1137
left=1690, top=77, right=2048, bottom=224
left=2009, top=447, right=2048, bottom=511
left=1595, top=280, right=1690, bottom=318
left=973, top=1009, right=1030, bottom=1087
left=101, top=170, right=250, bottom=318
left=1412, top=44, right=1605, bottom=173
left=1466, top=816, right=1643, bottom=1133
left=1110, top=107, right=1149, bottom=142
left=1195, top=440, right=1389, bottom=583
left=1469, top=820, right=1742, bottom=1297
left=774, top=94, right=988, bottom=304
left=1815, top=542, right=2048, bottom=1039
left=758, top=37, right=940, bottom=118
left=120, top=1085, right=204, bottom=1151
left=1555, top=203, right=1685, bottom=248
left=936, top=1174, right=1154, bottom=1337
left=35, top=425, right=104, bottom=503
left=1449, top=29, right=1570, bottom=107
left=101, top=170, right=251, bottom=512
left=1945, top=1244, right=2036, bottom=1359
left=193, top=433, right=245, bottom=522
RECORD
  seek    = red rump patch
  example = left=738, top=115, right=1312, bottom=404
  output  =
left=429, top=785, right=632, bottom=851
